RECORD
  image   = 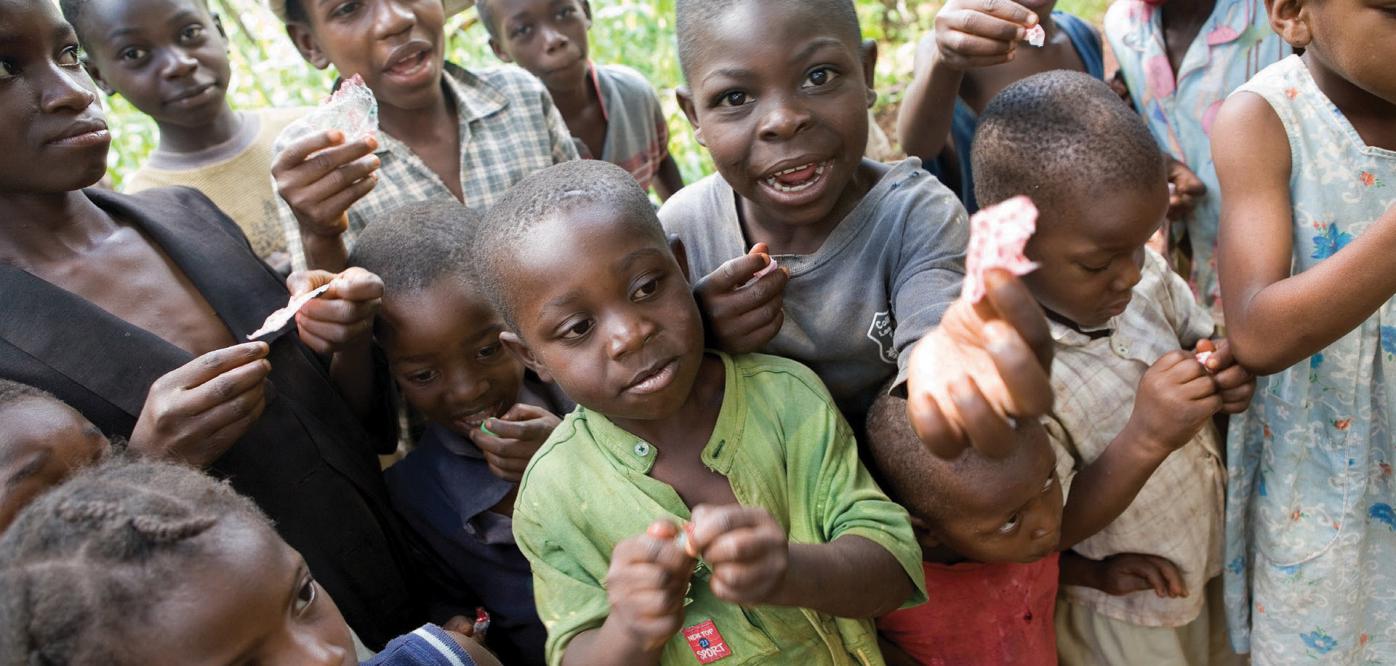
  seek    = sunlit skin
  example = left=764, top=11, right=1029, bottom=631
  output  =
left=0, top=398, right=110, bottom=531
left=1021, top=182, right=1168, bottom=329
left=124, top=514, right=359, bottom=666
left=75, top=0, right=242, bottom=155
left=676, top=0, right=880, bottom=255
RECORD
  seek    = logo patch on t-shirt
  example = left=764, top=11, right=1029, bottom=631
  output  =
left=683, top=619, right=731, bottom=663
left=867, top=311, right=897, bottom=364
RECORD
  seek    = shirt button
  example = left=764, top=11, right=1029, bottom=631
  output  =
left=634, top=442, right=651, bottom=457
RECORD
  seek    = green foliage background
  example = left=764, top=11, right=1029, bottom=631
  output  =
left=102, top=0, right=1110, bottom=188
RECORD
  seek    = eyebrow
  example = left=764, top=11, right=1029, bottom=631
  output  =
left=616, top=247, right=665, bottom=273
left=3, top=450, right=49, bottom=487
left=700, top=37, right=848, bottom=87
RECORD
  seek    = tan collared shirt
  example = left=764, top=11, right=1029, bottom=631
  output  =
left=1045, top=248, right=1225, bottom=627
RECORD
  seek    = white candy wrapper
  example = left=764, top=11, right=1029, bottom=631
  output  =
left=1196, top=350, right=1214, bottom=367
left=275, top=74, right=379, bottom=149
left=1024, top=24, right=1045, bottom=47
left=961, top=196, right=1040, bottom=303
left=739, top=254, right=780, bottom=290
left=248, top=284, right=332, bottom=341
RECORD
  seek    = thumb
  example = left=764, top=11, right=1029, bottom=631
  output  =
left=286, top=270, right=336, bottom=298
left=707, top=252, right=771, bottom=291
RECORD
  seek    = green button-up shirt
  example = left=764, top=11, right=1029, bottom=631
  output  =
left=513, top=352, right=926, bottom=665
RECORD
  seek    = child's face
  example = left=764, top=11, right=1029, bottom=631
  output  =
left=677, top=1, right=876, bottom=229
left=923, top=426, right=1064, bottom=565
left=1283, top=0, right=1396, bottom=106
left=78, top=0, right=233, bottom=128
left=132, top=515, right=357, bottom=666
left=486, top=0, right=591, bottom=91
left=380, top=278, right=526, bottom=437
left=500, top=205, right=705, bottom=422
left=0, top=398, right=110, bottom=531
left=0, top=0, right=110, bottom=194
left=287, top=0, right=446, bottom=112
left=1022, top=183, right=1167, bottom=328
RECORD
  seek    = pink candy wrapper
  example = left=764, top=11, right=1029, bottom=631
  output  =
left=740, top=255, right=780, bottom=290
left=1196, top=350, right=1214, bottom=367
left=247, top=284, right=332, bottom=340
left=1024, top=24, right=1045, bottom=47
left=275, top=74, right=379, bottom=149
left=961, top=196, right=1040, bottom=303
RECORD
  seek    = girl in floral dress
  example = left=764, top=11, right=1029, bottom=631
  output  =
left=1211, top=0, right=1396, bottom=658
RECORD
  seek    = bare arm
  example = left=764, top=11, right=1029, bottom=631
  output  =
left=653, top=154, right=685, bottom=202
left=897, top=34, right=964, bottom=165
left=1216, top=93, right=1396, bottom=374
left=769, top=537, right=916, bottom=618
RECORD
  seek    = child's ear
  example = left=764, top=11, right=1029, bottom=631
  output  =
left=82, top=58, right=117, bottom=97
left=489, top=37, right=512, bottom=63
left=860, top=38, right=879, bottom=109
left=500, top=331, right=551, bottom=383
left=1266, top=0, right=1312, bottom=48
left=286, top=23, right=332, bottom=70
left=675, top=87, right=704, bottom=146
left=668, top=234, right=691, bottom=283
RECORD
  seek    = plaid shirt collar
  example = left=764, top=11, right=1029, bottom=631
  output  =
left=374, top=62, right=509, bottom=157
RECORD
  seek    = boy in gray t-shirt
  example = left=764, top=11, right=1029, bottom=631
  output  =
left=661, top=0, right=968, bottom=430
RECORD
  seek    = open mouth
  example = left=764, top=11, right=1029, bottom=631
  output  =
left=760, top=159, right=832, bottom=194
left=385, top=43, right=433, bottom=79
left=624, top=359, right=679, bottom=396
left=453, top=401, right=508, bottom=432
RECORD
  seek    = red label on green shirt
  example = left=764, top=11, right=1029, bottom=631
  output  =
left=683, top=619, right=731, bottom=663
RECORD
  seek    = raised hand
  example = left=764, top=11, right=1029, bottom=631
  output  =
left=931, top=0, right=1039, bottom=70
left=289, top=267, right=383, bottom=356
left=129, top=342, right=272, bottom=467
left=692, top=243, right=789, bottom=353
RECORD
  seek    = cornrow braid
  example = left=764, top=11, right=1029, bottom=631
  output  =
left=0, top=455, right=271, bottom=665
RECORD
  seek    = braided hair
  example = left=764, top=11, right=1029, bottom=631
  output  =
left=0, top=456, right=270, bottom=665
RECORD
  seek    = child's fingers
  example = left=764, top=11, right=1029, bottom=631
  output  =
left=703, top=252, right=772, bottom=293
left=295, top=153, right=382, bottom=205
left=688, top=505, right=774, bottom=556
left=1150, top=556, right=1188, bottom=598
left=325, top=267, right=385, bottom=301
left=294, top=314, right=373, bottom=348
left=184, top=358, right=272, bottom=413
left=983, top=320, right=1054, bottom=417
left=1129, top=561, right=1169, bottom=597
left=939, top=9, right=1026, bottom=44
left=1212, top=364, right=1252, bottom=392
left=479, top=416, right=549, bottom=442
left=980, top=270, right=1053, bottom=369
left=169, top=342, right=270, bottom=390
left=309, top=175, right=378, bottom=226
left=286, top=269, right=336, bottom=297
left=272, top=130, right=347, bottom=173
left=715, top=297, right=785, bottom=340
left=905, top=378, right=968, bottom=457
left=949, top=376, right=1016, bottom=457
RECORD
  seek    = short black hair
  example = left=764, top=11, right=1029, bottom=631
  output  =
left=865, top=393, right=1048, bottom=525
left=972, top=70, right=1165, bottom=212
left=348, top=200, right=480, bottom=297
left=0, top=456, right=270, bottom=664
left=675, top=0, right=861, bottom=82
left=0, top=379, right=58, bottom=412
left=59, top=0, right=211, bottom=47
left=476, top=0, right=591, bottom=42
left=283, top=0, right=308, bottom=23
left=475, top=160, right=663, bottom=330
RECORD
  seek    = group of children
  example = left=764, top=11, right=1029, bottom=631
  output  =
left=0, top=0, right=1392, bottom=664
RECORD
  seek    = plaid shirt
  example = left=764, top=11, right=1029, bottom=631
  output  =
left=1044, top=248, right=1225, bottom=627
left=283, top=63, right=577, bottom=270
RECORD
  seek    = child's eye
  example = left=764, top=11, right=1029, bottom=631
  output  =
left=0, top=60, right=17, bottom=79
left=477, top=344, right=501, bottom=362
left=179, top=24, right=206, bottom=43
left=1078, top=261, right=1109, bottom=273
left=330, top=1, right=361, bottom=19
left=801, top=67, right=838, bottom=89
left=998, top=513, right=1022, bottom=535
left=511, top=23, right=534, bottom=39
left=406, top=369, right=439, bottom=385
left=561, top=318, right=594, bottom=340
left=58, top=45, right=82, bottom=67
left=631, top=277, right=660, bottom=300
left=716, top=90, right=753, bottom=108
left=293, top=575, right=318, bottom=614
left=556, top=6, right=577, bottom=19
left=119, top=47, right=148, bottom=63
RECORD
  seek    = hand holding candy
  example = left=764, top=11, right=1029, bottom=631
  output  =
left=469, top=403, right=562, bottom=482
left=605, top=521, right=697, bottom=651
left=932, top=0, right=1040, bottom=69
left=289, top=268, right=383, bottom=356
left=684, top=505, right=789, bottom=605
left=693, top=243, right=789, bottom=353
left=1193, top=338, right=1256, bottom=414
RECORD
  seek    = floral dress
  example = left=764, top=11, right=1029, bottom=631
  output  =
left=1223, top=55, right=1396, bottom=663
left=1106, top=0, right=1289, bottom=323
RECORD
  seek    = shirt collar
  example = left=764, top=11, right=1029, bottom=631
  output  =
left=1046, top=308, right=1118, bottom=346
left=374, top=61, right=510, bottom=155
left=576, top=351, right=742, bottom=476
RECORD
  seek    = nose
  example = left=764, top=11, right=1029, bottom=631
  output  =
left=1110, top=251, right=1145, bottom=292
left=159, top=49, right=198, bottom=80
left=756, top=94, right=813, bottom=142
left=606, top=312, right=656, bottom=361
left=373, top=0, right=416, bottom=40
left=447, top=370, right=491, bottom=406
left=38, top=63, right=98, bottom=115
left=542, top=26, right=569, bottom=53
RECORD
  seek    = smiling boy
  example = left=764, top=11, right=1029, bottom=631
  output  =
left=478, top=0, right=683, bottom=200
left=62, top=0, right=306, bottom=272
left=660, top=0, right=968, bottom=433
left=475, top=160, right=925, bottom=665
left=269, top=0, right=577, bottom=273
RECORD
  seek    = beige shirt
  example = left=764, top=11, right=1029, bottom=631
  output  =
left=125, top=107, right=307, bottom=263
left=1045, top=248, right=1225, bottom=627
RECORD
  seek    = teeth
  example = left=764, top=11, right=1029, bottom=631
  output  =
left=764, top=161, right=829, bottom=193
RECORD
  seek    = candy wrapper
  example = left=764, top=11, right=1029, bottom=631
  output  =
left=472, top=608, right=491, bottom=639
left=275, top=74, right=378, bottom=150
left=1196, top=350, right=1214, bottom=367
left=1024, top=24, right=1045, bottom=47
left=961, top=195, right=1040, bottom=303
left=247, top=284, right=332, bottom=341
left=740, top=254, right=780, bottom=290
left=673, top=521, right=700, bottom=558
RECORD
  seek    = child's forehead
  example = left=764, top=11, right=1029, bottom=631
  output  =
left=0, top=0, right=68, bottom=40
left=683, top=0, right=860, bottom=72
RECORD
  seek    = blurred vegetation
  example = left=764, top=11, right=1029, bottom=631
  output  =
left=102, top=0, right=1112, bottom=188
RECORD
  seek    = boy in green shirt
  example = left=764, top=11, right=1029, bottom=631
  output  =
left=474, top=159, right=925, bottom=665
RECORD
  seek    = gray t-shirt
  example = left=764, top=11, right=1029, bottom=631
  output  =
left=660, top=158, right=968, bottom=427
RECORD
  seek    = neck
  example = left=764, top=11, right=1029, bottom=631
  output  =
left=610, top=354, right=724, bottom=450
left=156, top=106, right=243, bottom=155
left=0, top=190, right=117, bottom=267
left=547, top=66, right=597, bottom=123
left=379, top=80, right=455, bottom=143
left=1159, top=0, right=1214, bottom=22
left=1305, top=52, right=1396, bottom=151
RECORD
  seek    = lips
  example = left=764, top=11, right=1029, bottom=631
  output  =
left=452, top=401, right=509, bottom=432
left=46, top=119, right=110, bottom=147
left=623, top=358, right=679, bottom=396
left=165, top=82, right=217, bottom=105
left=384, top=41, right=432, bottom=76
left=760, top=159, right=832, bottom=194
